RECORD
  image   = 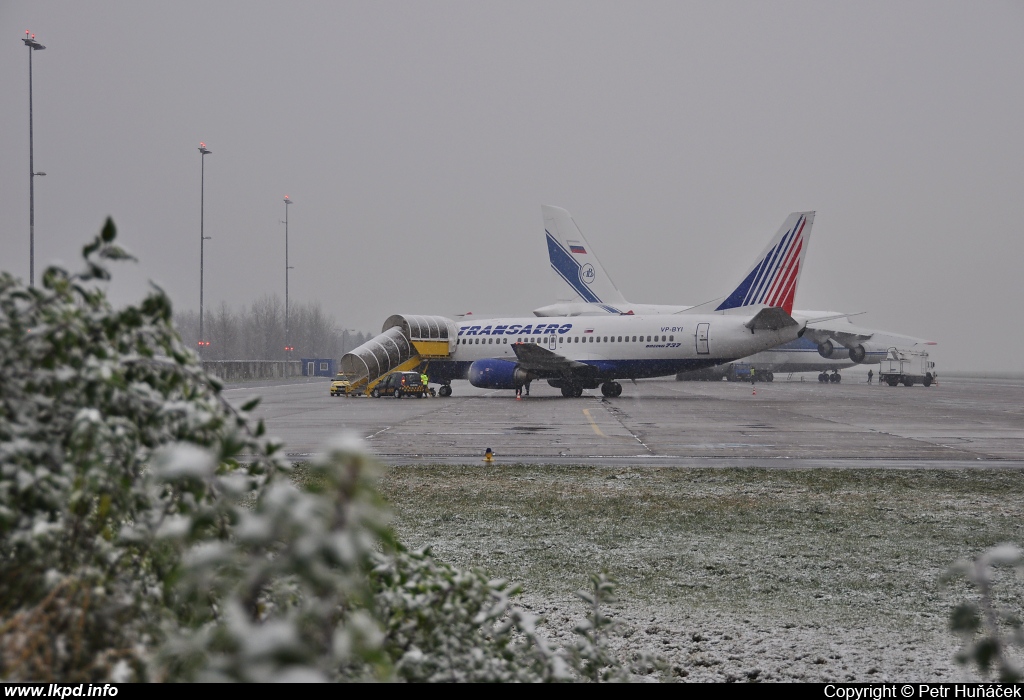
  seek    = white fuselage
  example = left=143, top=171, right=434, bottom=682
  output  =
left=426, top=311, right=802, bottom=383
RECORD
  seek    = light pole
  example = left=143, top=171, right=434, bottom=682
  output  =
left=283, top=195, right=294, bottom=354
left=23, top=30, right=46, bottom=286
left=198, top=143, right=212, bottom=352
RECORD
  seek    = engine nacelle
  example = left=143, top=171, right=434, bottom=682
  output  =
left=848, top=344, right=867, bottom=364
left=468, top=358, right=531, bottom=389
left=817, top=339, right=853, bottom=361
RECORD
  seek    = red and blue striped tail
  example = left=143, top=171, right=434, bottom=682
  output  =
left=715, top=211, right=814, bottom=316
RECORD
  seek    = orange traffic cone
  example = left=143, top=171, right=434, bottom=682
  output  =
left=752, top=388, right=756, bottom=395
left=484, top=448, right=494, bottom=463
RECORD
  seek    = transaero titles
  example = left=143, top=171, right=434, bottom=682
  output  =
left=825, top=686, right=1021, bottom=699
left=459, top=323, right=574, bottom=336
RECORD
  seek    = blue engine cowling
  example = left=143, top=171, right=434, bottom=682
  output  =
left=468, top=358, right=530, bottom=389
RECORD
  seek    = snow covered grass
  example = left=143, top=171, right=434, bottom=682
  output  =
left=370, top=465, right=1024, bottom=682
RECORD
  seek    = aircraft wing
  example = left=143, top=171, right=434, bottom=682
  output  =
left=511, top=342, right=598, bottom=378
left=803, top=319, right=934, bottom=351
left=802, top=326, right=874, bottom=348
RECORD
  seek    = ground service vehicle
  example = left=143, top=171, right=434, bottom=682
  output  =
left=879, top=348, right=937, bottom=387
left=370, top=371, right=429, bottom=398
left=330, top=374, right=352, bottom=396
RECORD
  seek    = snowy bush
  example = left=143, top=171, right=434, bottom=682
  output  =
left=0, top=220, right=632, bottom=683
left=371, top=546, right=571, bottom=682
left=946, top=544, right=1024, bottom=682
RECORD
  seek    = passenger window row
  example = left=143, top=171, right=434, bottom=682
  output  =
left=456, top=334, right=676, bottom=345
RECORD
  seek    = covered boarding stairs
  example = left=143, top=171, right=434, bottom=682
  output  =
left=340, top=314, right=458, bottom=394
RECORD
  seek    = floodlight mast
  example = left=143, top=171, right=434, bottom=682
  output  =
left=23, top=31, right=46, bottom=286
left=198, top=143, right=212, bottom=352
left=284, top=196, right=294, bottom=354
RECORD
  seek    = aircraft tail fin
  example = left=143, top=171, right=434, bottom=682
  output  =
left=542, top=205, right=628, bottom=312
left=681, top=211, right=814, bottom=316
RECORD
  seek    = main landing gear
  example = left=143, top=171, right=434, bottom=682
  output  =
left=549, top=380, right=622, bottom=398
left=818, top=371, right=842, bottom=384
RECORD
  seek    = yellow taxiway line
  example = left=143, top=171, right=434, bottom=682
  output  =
left=582, top=408, right=605, bottom=437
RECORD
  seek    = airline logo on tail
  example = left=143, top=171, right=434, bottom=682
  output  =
left=547, top=230, right=616, bottom=308
left=715, top=213, right=812, bottom=316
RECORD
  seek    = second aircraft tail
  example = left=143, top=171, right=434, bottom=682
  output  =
left=542, top=205, right=628, bottom=312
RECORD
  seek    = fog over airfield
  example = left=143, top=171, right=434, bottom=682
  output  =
left=2, top=2, right=1022, bottom=372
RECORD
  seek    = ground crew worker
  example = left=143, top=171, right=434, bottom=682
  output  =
left=750, top=367, right=756, bottom=385
left=421, top=372, right=429, bottom=394
left=867, top=369, right=873, bottom=384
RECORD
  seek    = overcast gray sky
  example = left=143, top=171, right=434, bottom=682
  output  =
left=3, top=1, right=1022, bottom=371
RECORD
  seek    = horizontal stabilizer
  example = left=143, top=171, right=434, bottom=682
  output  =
left=743, top=307, right=800, bottom=332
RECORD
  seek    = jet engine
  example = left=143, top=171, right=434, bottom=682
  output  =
left=468, top=358, right=531, bottom=389
left=817, top=340, right=835, bottom=359
left=848, top=344, right=867, bottom=364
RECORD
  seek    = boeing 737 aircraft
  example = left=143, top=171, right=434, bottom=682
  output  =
left=342, top=210, right=818, bottom=397
left=535, top=205, right=933, bottom=381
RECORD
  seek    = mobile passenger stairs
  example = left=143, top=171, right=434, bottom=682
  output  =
left=340, top=315, right=459, bottom=397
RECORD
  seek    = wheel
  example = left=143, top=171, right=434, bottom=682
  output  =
left=766, top=371, right=774, bottom=383
left=818, top=373, right=827, bottom=383
left=903, top=378, right=914, bottom=387
left=601, top=382, right=622, bottom=397
left=561, top=385, right=575, bottom=398
left=395, top=389, right=403, bottom=398
left=574, top=386, right=584, bottom=397
left=887, top=378, right=899, bottom=387
left=439, top=385, right=452, bottom=397
left=371, top=388, right=380, bottom=398
left=923, top=376, right=932, bottom=387
left=430, top=388, right=436, bottom=397
left=831, top=373, right=841, bottom=384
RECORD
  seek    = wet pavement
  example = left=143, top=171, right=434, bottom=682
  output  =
left=226, top=376, right=1024, bottom=468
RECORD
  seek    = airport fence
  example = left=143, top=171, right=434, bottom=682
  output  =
left=201, top=360, right=303, bottom=382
